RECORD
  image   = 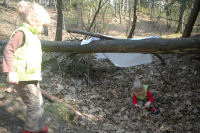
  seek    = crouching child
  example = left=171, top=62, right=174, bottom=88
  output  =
left=132, top=79, right=160, bottom=115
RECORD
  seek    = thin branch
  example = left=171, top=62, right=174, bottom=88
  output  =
left=87, top=0, right=103, bottom=32
left=152, top=53, right=166, bottom=65
left=66, top=29, right=116, bottom=40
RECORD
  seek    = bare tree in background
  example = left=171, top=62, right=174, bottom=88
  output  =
left=124, top=0, right=128, bottom=18
left=55, top=0, right=63, bottom=41
left=3, top=0, right=9, bottom=7
left=182, top=0, right=200, bottom=38
left=114, top=0, right=117, bottom=17
left=128, top=0, right=132, bottom=24
left=150, top=0, right=155, bottom=19
left=175, top=0, right=186, bottom=33
left=119, top=0, right=122, bottom=24
left=87, top=0, right=106, bottom=32
left=128, top=0, right=138, bottom=38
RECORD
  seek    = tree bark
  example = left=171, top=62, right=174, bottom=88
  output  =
left=175, top=0, right=186, bottom=33
left=128, top=0, right=132, bottom=24
left=3, top=0, right=9, bottom=8
left=1, top=37, right=200, bottom=53
left=165, top=0, right=171, bottom=29
left=43, top=37, right=200, bottom=53
left=182, top=0, right=200, bottom=38
left=76, top=1, right=82, bottom=27
left=128, top=0, right=138, bottom=38
left=150, top=0, right=154, bottom=19
left=124, top=0, right=128, bottom=18
left=119, top=0, right=122, bottom=24
left=114, top=0, right=117, bottom=17
left=55, top=0, right=63, bottom=41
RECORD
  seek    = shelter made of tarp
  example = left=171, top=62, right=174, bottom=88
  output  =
left=81, top=36, right=160, bottom=67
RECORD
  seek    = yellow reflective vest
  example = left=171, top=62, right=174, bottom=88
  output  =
left=133, top=85, right=148, bottom=100
left=12, top=23, right=42, bottom=81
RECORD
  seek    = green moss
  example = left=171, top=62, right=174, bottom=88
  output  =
left=0, top=82, right=9, bottom=88
left=45, top=101, right=76, bottom=123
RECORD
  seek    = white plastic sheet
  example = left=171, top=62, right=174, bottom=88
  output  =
left=81, top=36, right=160, bottom=67
left=97, top=53, right=152, bottom=67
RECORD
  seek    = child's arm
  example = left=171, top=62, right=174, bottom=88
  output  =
left=3, top=31, right=24, bottom=72
left=147, top=89, right=153, bottom=103
left=132, top=94, right=141, bottom=108
left=132, top=92, right=138, bottom=105
left=3, top=31, right=24, bottom=84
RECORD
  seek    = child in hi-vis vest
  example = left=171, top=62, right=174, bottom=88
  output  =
left=3, top=1, right=50, bottom=133
left=132, top=79, right=160, bottom=114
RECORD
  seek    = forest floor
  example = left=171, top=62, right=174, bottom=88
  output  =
left=0, top=1, right=200, bottom=133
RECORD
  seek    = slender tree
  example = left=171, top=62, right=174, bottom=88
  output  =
left=175, top=0, right=186, bottom=33
left=128, top=0, right=132, bottom=24
left=182, top=0, right=200, bottom=38
left=55, top=0, right=63, bottom=41
left=119, top=0, right=122, bottom=23
left=150, top=0, right=155, bottom=19
left=128, top=0, right=138, bottom=38
left=3, top=0, right=9, bottom=7
left=114, top=0, right=117, bottom=17
left=76, top=0, right=83, bottom=27
left=124, top=0, right=128, bottom=18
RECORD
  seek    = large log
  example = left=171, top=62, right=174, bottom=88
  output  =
left=0, top=37, right=200, bottom=53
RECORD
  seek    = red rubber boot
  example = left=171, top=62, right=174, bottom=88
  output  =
left=23, top=126, right=48, bottom=133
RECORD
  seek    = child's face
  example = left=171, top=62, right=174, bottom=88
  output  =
left=135, top=88, right=144, bottom=95
left=35, top=22, right=44, bottom=33
left=29, top=18, right=44, bottom=33
left=38, top=24, right=44, bottom=33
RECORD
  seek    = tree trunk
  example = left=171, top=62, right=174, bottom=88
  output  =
left=150, top=0, right=154, bottom=19
left=3, top=0, right=9, bottom=8
left=55, top=0, right=63, bottom=41
left=1, top=37, right=200, bottom=53
left=128, top=0, right=138, bottom=38
left=165, top=0, right=171, bottom=29
left=124, top=0, right=128, bottom=18
left=175, top=0, right=186, bottom=33
left=182, top=0, right=200, bottom=38
left=77, top=1, right=82, bottom=27
left=42, top=37, right=200, bottom=53
left=137, top=0, right=140, bottom=11
left=128, top=0, right=132, bottom=23
left=114, top=0, right=117, bottom=17
left=101, top=6, right=109, bottom=33
left=119, top=0, right=122, bottom=24
left=44, top=0, right=47, bottom=8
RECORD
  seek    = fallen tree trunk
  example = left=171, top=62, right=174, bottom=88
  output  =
left=67, top=29, right=166, bottom=64
left=0, top=37, right=200, bottom=53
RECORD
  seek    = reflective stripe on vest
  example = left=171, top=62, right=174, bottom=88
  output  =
left=12, top=23, right=42, bottom=81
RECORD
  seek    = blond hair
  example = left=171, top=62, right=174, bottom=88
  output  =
left=17, top=0, right=50, bottom=26
left=132, top=79, right=143, bottom=90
